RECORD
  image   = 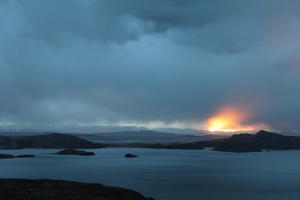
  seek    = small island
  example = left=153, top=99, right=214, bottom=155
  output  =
left=0, top=153, right=35, bottom=159
left=16, top=154, right=35, bottom=158
left=124, top=153, right=138, bottom=158
left=0, top=153, right=15, bottom=159
left=55, top=149, right=95, bottom=156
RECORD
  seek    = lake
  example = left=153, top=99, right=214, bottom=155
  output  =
left=0, top=148, right=300, bottom=200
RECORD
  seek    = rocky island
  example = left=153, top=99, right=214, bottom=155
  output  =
left=16, top=154, right=35, bottom=158
left=0, top=153, right=15, bottom=159
left=124, top=153, right=138, bottom=158
left=0, top=178, right=154, bottom=200
left=0, top=153, right=35, bottom=159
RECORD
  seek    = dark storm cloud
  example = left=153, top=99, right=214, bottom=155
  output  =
left=1, top=0, right=300, bottom=131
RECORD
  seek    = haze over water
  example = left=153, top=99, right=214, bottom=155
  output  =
left=1, top=148, right=300, bottom=200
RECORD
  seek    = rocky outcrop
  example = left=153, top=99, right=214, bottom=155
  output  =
left=124, top=153, right=138, bottom=158
left=55, top=149, right=95, bottom=156
left=0, top=179, right=154, bottom=200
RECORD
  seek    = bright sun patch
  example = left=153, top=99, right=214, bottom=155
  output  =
left=206, top=106, right=268, bottom=133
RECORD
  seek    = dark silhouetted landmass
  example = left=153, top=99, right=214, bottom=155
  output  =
left=16, top=154, right=35, bottom=158
left=0, top=133, right=100, bottom=149
left=0, top=132, right=219, bottom=150
left=0, top=153, right=15, bottom=159
left=214, top=130, right=300, bottom=152
left=212, top=134, right=263, bottom=152
left=124, top=153, right=138, bottom=158
left=0, top=153, right=35, bottom=159
left=0, top=179, right=153, bottom=200
left=210, top=130, right=300, bottom=152
left=56, top=149, right=95, bottom=156
left=101, top=140, right=210, bottom=150
left=102, top=130, right=300, bottom=152
left=0, top=130, right=299, bottom=153
left=76, top=130, right=227, bottom=143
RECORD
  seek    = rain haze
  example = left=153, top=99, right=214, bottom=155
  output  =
left=1, top=0, right=300, bottom=133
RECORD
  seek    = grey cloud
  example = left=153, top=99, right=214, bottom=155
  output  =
left=0, top=0, right=300, bottom=132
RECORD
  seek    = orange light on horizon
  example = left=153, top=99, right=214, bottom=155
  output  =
left=206, top=106, right=268, bottom=133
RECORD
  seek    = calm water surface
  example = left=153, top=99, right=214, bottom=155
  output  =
left=0, top=148, right=300, bottom=200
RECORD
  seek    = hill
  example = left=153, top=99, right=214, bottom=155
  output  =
left=0, top=179, right=153, bottom=200
left=0, top=133, right=99, bottom=149
left=213, top=130, right=300, bottom=152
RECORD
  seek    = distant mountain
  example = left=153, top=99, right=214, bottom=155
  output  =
left=0, top=130, right=296, bottom=153
left=0, top=126, right=204, bottom=135
left=151, top=128, right=205, bottom=134
left=76, top=131, right=227, bottom=143
left=0, top=131, right=226, bottom=149
left=0, top=133, right=98, bottom=149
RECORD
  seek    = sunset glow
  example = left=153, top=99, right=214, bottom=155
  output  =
left=206, top=106, right=268, bottom=133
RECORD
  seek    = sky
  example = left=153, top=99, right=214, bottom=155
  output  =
left=0, top=0, right=300, bottom=133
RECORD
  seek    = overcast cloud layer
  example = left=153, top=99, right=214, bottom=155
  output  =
left=0, top=0, right=300, bottom=132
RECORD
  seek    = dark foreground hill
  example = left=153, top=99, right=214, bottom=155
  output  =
left=0, top=133, right=100, bottom=149
left=0, top=179, right=153, bottom=200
